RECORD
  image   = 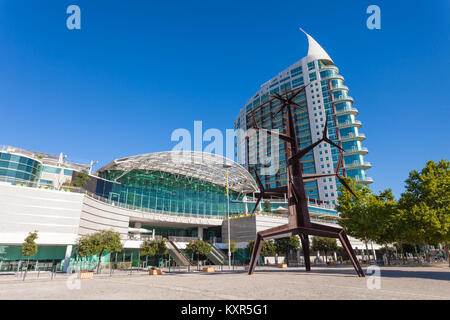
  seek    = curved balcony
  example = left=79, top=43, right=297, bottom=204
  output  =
left=354, top=175, right=374, bottom=184
left=320, top=65, right=339, bottom=73
left=333, top=95, right=354, bottom=104
left=343, top=146, right=368, bottom=156
left=344, top=161, right=372, bottom=170
left=339, top=132, right=366, bottom=142
left=330, top=84, right=349, bottom=92
left=335, top=107, right=358, bottom=116
left=336, top=119, right=362, bottom=129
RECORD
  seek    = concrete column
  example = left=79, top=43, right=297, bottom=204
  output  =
left=371, top=241, right=377, bottom=261
left=135, top=222, right=142, bottom=240
left=243, top=195, right=248, bottom=214
left=197, top=227, right=203, bottom=240
left=63, top=245, right=73, bottom=273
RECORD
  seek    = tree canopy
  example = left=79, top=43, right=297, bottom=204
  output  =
left=22, top=231, right=38, bottom=258
left=311, top=237, right=338, bottom=262
left=76, top=230, right=123, bottom=273
left=399, top=159, right=449, bottom=264
left=71, top=170, right=90, bottom=188
left=186, top=239, right=211, bottom=268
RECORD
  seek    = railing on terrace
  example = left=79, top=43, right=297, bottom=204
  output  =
left=127, top=234, right=162, bottom=241
left=337, top=120, right=362, bottom=127
left=354, top=176, right=374, bottom=183
left=227, top=212, right=340, bottom=223
left=334, top=107, right=358, bottom=115
left=245, top=195, right=335, bottom=210
left=168, top=236, right=199, bottom=243
left=333, top=95, right=353, bottom=102
left=343, top=146, right=368, bottom=154
left=344, top=161, right=372, bottom=169
left=340, top=132, right=366, bottom=140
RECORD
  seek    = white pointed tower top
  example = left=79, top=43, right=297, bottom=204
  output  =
left=299, top=28, right=333, bottom=64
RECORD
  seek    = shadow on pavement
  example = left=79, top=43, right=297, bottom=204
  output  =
left=247, top=266, right=450, bottom=281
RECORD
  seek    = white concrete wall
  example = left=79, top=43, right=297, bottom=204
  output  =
left=79, top=196, right=130, bottom=237
left=0, top=184, right=83, bottom=245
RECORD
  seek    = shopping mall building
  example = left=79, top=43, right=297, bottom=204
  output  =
left=0, top=145, right=371, bottom=272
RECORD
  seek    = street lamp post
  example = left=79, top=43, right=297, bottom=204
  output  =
left=223, top=163, right=232, bottom=270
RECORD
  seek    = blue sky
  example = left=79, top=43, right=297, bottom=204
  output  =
left=0, top=0, right=449, bottom=198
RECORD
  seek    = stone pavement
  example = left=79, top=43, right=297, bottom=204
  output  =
left=0, top=265, right=449, bottom=300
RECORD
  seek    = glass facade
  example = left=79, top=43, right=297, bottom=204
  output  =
left=97, top=169, right=246, bottom=217
left=0, top=152, right=42, bottom=183
left=244, top=88, right=319, bottom=198
left=319, top=65, right=370, bottom=187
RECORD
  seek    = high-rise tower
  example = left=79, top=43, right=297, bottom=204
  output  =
left=235, top=30, right=372, bottom=205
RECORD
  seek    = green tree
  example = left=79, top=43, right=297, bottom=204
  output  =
left=140, top=239, right=167, bottom=267
left=140, top=240, right=157, bottom=264
left=71, top=170, right=90, bottom=188
left=311, top=237, right=338, bottom=263
left=22, top=231, right=38, bottom=271
left=275, top=236, right=300, bottom=266
left=370, top=189, right=401, bottom=263
left=399, top=159, right=449, bottom=265
left=337, top=178, right=380, bottom=262
left=152, top=239, right=168, bottom=257
left=246, top=240, right=277, bottom=265
left=185, top=239, right=212, bottom=269
left=263, top=200, right=271, bottom=213
left=261, top=240, right=276, bottom=257
left=76, top=230, right=123, bottom=273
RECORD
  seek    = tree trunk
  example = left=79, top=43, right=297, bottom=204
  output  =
left=399, top=242, right=404, bottom=264
left=445, top=241, right=449, bottom=267
left=424, top=245, right=431, bottom=263
left=96, top=249, right=103, bottom=274
left=364, top=238, right=371, bottom=262
left=385, top=245, right=390, bottom=265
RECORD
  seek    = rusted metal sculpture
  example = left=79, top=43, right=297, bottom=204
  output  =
left=246, top=85, right=365, bottom=277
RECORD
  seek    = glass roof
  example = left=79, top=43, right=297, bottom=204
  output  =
left=96, top=151, right=258, bottom=194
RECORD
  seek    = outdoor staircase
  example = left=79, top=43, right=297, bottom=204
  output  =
left=207, top=245, right=227, bottom=265
left=167, top=241, right=193, bottom=266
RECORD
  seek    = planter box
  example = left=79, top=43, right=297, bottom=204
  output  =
left=346, top=261, right=352, bottom=265
left=277, top=264, right=287, bottom=269
left=327, top=262, right=336, bottom=266
left=202, top=267, right=215, bottom=273
left=79, top=271, right=93, bottom=279
left=149, top=268, right=163, bottom=275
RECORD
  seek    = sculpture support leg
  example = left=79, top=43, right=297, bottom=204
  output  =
left=300, top=233, right=311, bottom=271
left=248, top=233, right=264, bottom=275
left=338, top=231, right=365, bottom=277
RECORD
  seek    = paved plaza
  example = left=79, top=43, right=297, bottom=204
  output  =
left=0, top=265, right=449, bottom=300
